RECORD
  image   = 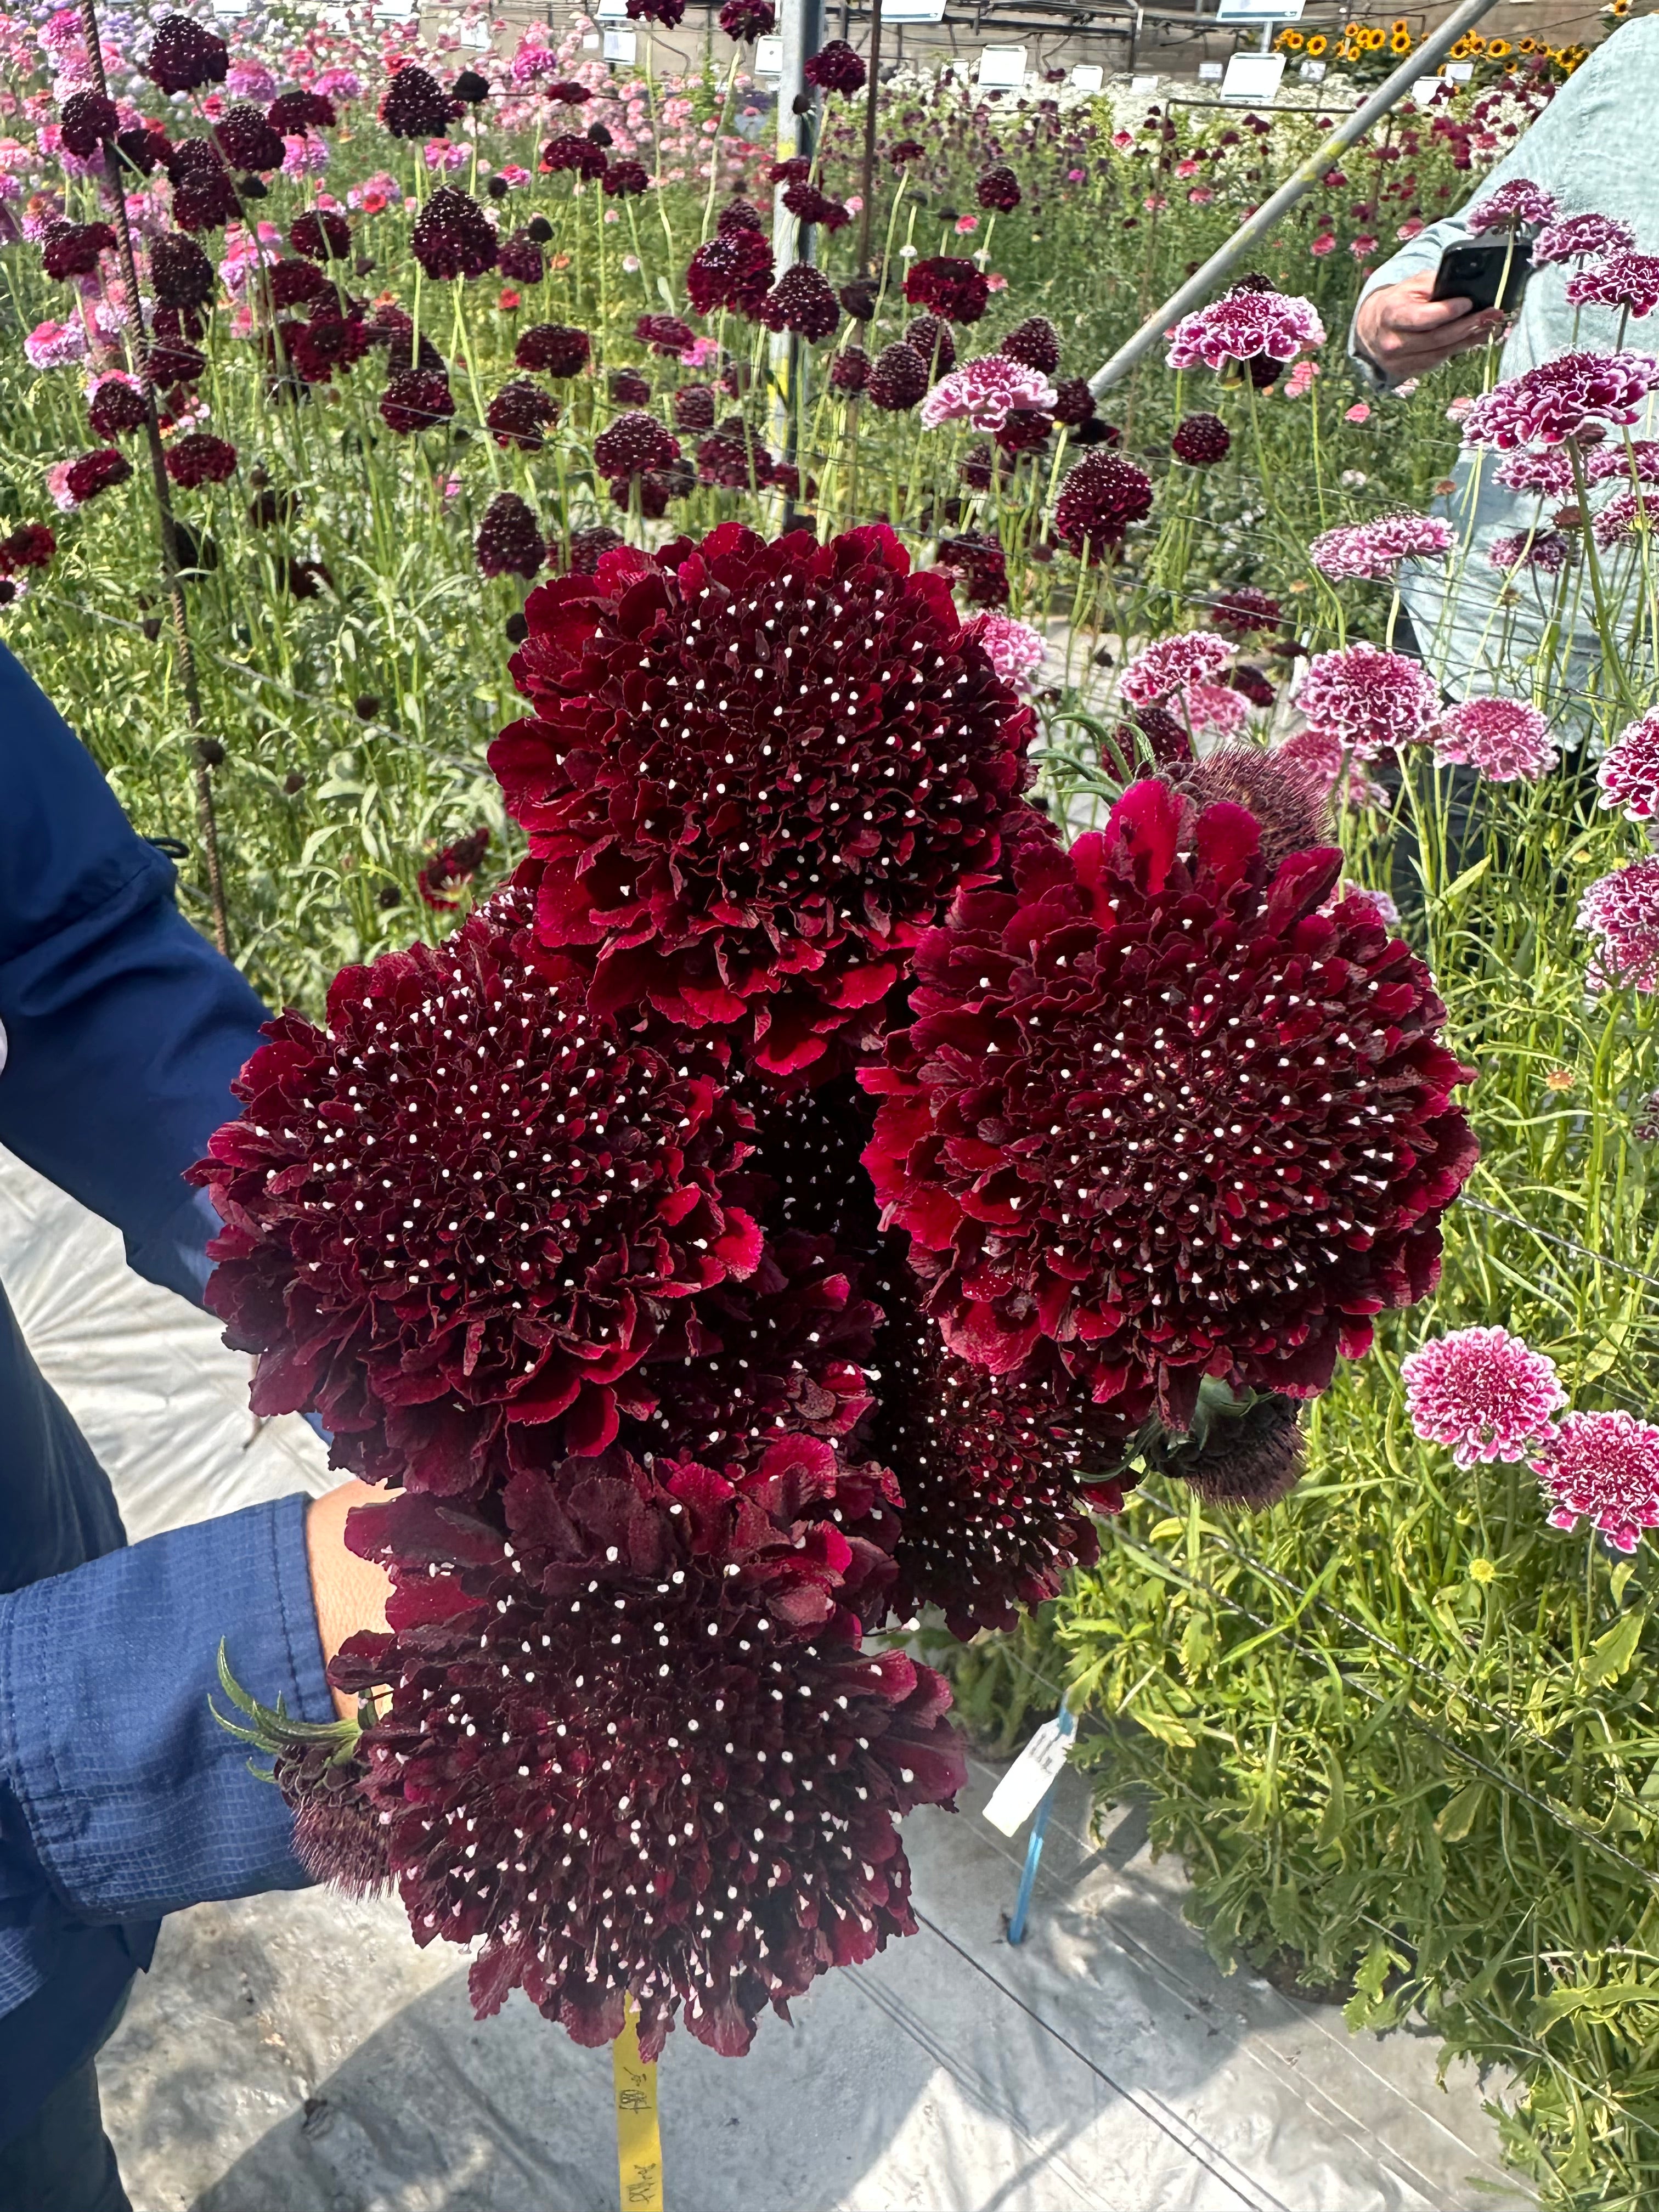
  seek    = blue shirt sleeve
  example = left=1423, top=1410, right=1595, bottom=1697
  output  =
left=0, top=641, right=270, bottom=1305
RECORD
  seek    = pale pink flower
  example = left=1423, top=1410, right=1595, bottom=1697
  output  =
left=1403, top=1325, right=1565, bottom=1466
left=312, top=68, right=364, bottom=101
left=1187, top=187, right=1214, bottom=206
left=986, top=272, right=1008, bottom=292
left=1284, top=359, right=1318, bottom=398
left=1119, top=628, right=1232, bottom=708
left=1181, top=679, right=1251, bottom=739
left=1596, top=708, right=1659, bottom=820
left=953, top=213, right=978, bottom=234
left=25, top=315, right=87, bottom=370
left=1277, top=726, right=1387, bottom=810
left=1350, top=235, right=1377, bottom=262
left=1445, top=394, right=1475, bottom=425
left=1293, top=642, right=1440, bottom=758
left=1578, top=857, right=1659, bottom=991
left=920, top=353, right=1057, bottom=433
left=283, top=133, right=330, bottom=177
left=1432, top=695, right=1558, bottom=782
left=969, top=613, right=1046, bottom=689
left=1533, top=211, right=1634, bottom=267
left=1310, top=514, right=1452, bottom=580
left=1533, top=1410, right=1659, bottom=1551
left=226, top=58, right=278, bottom=100
left=1166, top=287, right=1325, bottom=373
left=1587, top=439, right=1659, bottom=485
left=1466, top=177, right=1559, bottom=234
left=1397, top=216, right=1425, bottom=241
left=1462, top=351, right=1659, bottom=452
left=1311, top=233, right=1336, bottom=257
left=1345, top=402, right=1372, bottom=424
left=44, top=458, right=77, bottom=511
left=1175, top=158, right=1200, bottom=179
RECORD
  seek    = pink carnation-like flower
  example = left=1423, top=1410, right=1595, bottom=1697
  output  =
left=1533, top=212, right=1635, bottom=267
left=919, top=353, right=1057, bottom=433
left=1465, top=178, right=1559, bottom=235
left=1119, top=628, right=1232, bottom=707
left=1533, top=1410, right=1659, bottom=1551
left=1294, top=643, right=1440, bottom=759
left=312, top=67, right=363, bottom=101
left=25, top=315, right=87, bottom=369
left=1182, top=680, right=1251, bottom=740
left=1432, top=696, right=1558, bottom=782
left=1566, top=252, right=1659, bottom=321
left=1309, top=513, right=1453, bottom=581
left=1165, top=288, right=1325, bottom=373
left=1488, top=529, right=1569, bottom=575
left=969, top=612, right=1046, bottom=689
left=1592, top=488, right=1654, bottom=551
left=1403, top=1325, right=1565, bottom=1466
left=1578, top=857, right=1659, bottom=991
left=1597, top=708, right=1659, bottom=820
left=1461, top=351, right=1659, bottom=452
left=1494, top=449, right=1576, bottom=496
left=1587, top=439, right=1659, bottom=486
left=225, top=58, right=278, bottom=100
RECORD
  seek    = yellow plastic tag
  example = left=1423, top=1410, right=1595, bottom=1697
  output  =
left=612, top=1995, right=664, bottom=2212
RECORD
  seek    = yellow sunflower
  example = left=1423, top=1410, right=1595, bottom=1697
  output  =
left=1517, top=36, right=1538, bottom=52
left=1364, top=26, right=1386, bottom=48
left=1280, top=27, right=1306, bottom=48
left=1390, top=31, right=1412, bottom=52
left=1486, top=37, right=1511, bottom=55
left=1306, top=33, right=1328, bottom=55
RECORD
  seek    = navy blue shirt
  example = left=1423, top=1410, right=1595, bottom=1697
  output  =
left=0, top=644, right=334, bottom=2143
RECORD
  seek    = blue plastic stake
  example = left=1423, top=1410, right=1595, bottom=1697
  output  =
left=1007, top=1700, right=1074, bottom=1948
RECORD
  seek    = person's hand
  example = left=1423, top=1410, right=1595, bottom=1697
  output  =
left=1354, top=268, right=1506, bottom=382
left=304, top=1479, right=393, bottom=1720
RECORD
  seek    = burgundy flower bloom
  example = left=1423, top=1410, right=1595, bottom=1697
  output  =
left=782, top=182, right=850, bottom=232
left=487, top=379, right=559, bottom=450
left=146, top=14, right=228, bottom=95
left=41, top=221, right=114, bottom=281
left=415, top=827, right=489, bottom=911
left=379, top=369, right=455, bottom=435
left=627, top=0, right=686, bottom=22
left=720, top=199, right=767, bottom=236
left=567, top=525, right=625, bottom=575
left=1566, top=251, right=1659, bottom=320
left=1462, top=351, right=1659, bottom=452
left=59, top=90, right=119, bottom=160
left=290, top=207, right=351, bottom=262
left=1402, top=1325, right=1564, bottom=1467
left=215, top=102, right=285, bottom=173
left=695, top=431, right=766, bottom=489
left=164, top=432, right=237, bottom=488
left=88, top=376, right=146, bottom=439
left=150, top=232, right=216, bottom=308
left=593, top=411, right=680, bottom=478
left=268, top=90, right=336, bottom=134
left=366, top=304, right=442, bottom=377
left=0, top=521, right=55, bottom=571
left=1465, top=177, right=1558, bottom=235
left=191, top=889, right=764, bottom=1477
left=269, top=256, right=329, bottom=308
left=546, top=81, right=591, bottom=105
left=609, top=368, right=652, bottom=407
left=1172, top=413, right=1230, bottom=466
left=476, top=492, right=546, bottom=580
left=114, top=124, right=168, bottom=176
left=828, top=345, right=870, bottom=394
left=64, top=448, right=132, bottom=505
left=287, top=313, right=371, bottom=385
left=937, top=531, right=1008, bottom=608
left=686, top=229, right=774, bottom=319
left=497, top=229, right=546, bottom=283
left=902, top=256, right=990, bottom=325
left=145, top=334, right=207, bottom=386
left=861, top=778, right=1477, bottom=1428
left=866, top=342, right=929, bottom=413
left=839, top=276, right=878, bottom=321
left=167, top=142, right=239, bottom=233
left=673, top=383, right=718, bottom=431
left=975, top=165, right=1021, bottom=213
left=995, top=407, right=1052, bottom=454
left=1533, top=1410, right=1659, bottom=1552
left=719, top=0, right=776, bottom=37
left=613, top=459, right=697, bottom=518
left=803, top=38, right=866, bottom=94
left=1293, top=642, right=1440, bottom=758
left=516, top=322, right=590, bottom=377
left=1051, top=377, right=1097, bottom=428
left=490, top=524, right=1033, bottom=1080
left=1054, top=450, right=1154, bottom=556
left=1533, top=212, right=1635, bottom=267
left=412, top=188, right=498, bottom=282
left=541, top=132, right=608, bottom=180
left=760, top=264, right=839, bottom=340
left=636, top=312, right=696, bottom=356
left=1211, top=585, right=1283, bottom=636
left=603, top=159, right=650, bottom=198
left=381, top=64, right=452, bottom=140
left=999, top=317, right=1059, bottom=375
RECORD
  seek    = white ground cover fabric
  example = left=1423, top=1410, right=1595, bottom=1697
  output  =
left=0, top=1144, right=1531, bottom=2212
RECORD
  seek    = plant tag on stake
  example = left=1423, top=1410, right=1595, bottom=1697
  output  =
left=983, top=1713, right=1074, bottom=1836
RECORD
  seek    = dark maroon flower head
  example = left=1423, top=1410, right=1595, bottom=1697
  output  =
left=938, top=531, right=1008, bottom=608
left=594, top=411, right=680, bottom=478
left=1050, top=376, right=1096, bottom=428
left=58, top=89, right=119, bottom=160
left=287, top=312, right=371, bottom=385
left=903, top=315, right=954, bottom=376
left=686, top=228, right=774, bottom=319
left=491, top=524, right=1033, bottom=1080
left=566, top=524, right=625, bottom=575
left=547, top=80, right=591, bottom=105
left=379, top=369, right=455, bottom=435
left=615, top=458, right=697, bottom=520
left=144, top=335, right=207, bottom=386
left=413, top=188, right=498, bottom=281
left=452, top=69, right=490, bottom=106
left=760, top=263, right=839, bottom=340
left=838, top=275, right=878, bottom=321
left=1211, top=585, right=1283, bottom=636
left=1172, top=412, right=1231, bottom=466
left=866, top=342, right=929, bottom=413
left=541, top=132, right=607, bottom=179
left=163, top=431, right=236, bottom=488
left=381, top=63, right=451, bottom=139
left=975, top=164, right=1021, bottom=212
left=995, top=407, right=1052, bottom=454
left=888, top=138, right=924, bottom=166
left=146, top=13, right=227, bottom=94
left=417, top=825, right=490, bottom=909
left=673, top=383, right=718, bottom=431
left=719, top=0, right=776, bottom=37
left=803, top=37, right=866, bottom=95
left=1054, top=450, right=1154, bottom=557
left=191, top=889, right=763, bottom=1479
left=476, top=493, right=545, bottom=580
left=861, top=780, right=1479, bottom=1431
left=368, top=303, right=443, bottom=376
left=268, top=89, right=336, bottom=133
left=41, top=221, right=114, bottom=281
left=782, top=182, right=850, bottom=232
left=609, top=366, right=652, bottom=407
left=1228, top=663, right=1277, bottom=710
left=720, top=198, right=767, bottom=236
left=487, top=377, right=559, bottom=450
left=636, top=312, right=695, bottom=356
left=0, top=521, right=56, bottom=571
left=516, top=322, right=591, bottom=377
left=902, top=256, right=989, bottom=325
left=1130, top=704, right=1192, bottom=766
left=603, top=159, right=650, bottom=198
left=65, top=447, right=132, bottom=504
left=696, top=431, right=766, bottom=489
left=627, top=0, right=686, bottom=21
left=215, top=102, right=285, bottom=172
left=828, top=345, right=870, bottom=394
left=497, top=229, right=545, bottom=284
left=269, top=256, right=329, bottom=308
left=1000, top=315, right=1059, bottom=374
left=290, top=207, right=351, bottom=263
left=114, top=124, right=169, bottom=176
left=167, top=143, right=239, bottom=232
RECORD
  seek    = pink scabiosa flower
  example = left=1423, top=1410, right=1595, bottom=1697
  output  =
left=1181, top=681, right=1252, bottom=740
left=1597, top=708, right=1659, bottom=820
left=490, top=526, right=1032, bottom=1081
left=1119, top=629, right=1232, bottom=708
left=1534, top=212, right=1635, bottom=267
left=1578, top=857, right=1659, bottom=991
left=1566, top=252, right=1659, bottom=321
left=919, top=353, right=1057, bottom=433
left=25, top=317, right=88, bottom=369
left=1533, top=1410, right=1659, bottom=1551
left=1294, top=642, right=1441, bottom=758
left=861, top=777, right=1478, bottom=1429
left=1402, top=1325, right=1564, bottom=1466
left=1488, top=528, right=1570, bottom=575
left=1592, top=488, right=1655, bottom=552
left=1494, top=448, right=1577, bottom=496
left=968, top=612, right=1046, bottom=690
left=1465, top=178, right=1558, bottom=234
left=1308, top=514, right=1454, bottom=581
left=1432, top=696, right=1558, bottom=782
left=1165, top=288, right=1325, bottom=374
left=1461, top=352, right=1659, bottom=452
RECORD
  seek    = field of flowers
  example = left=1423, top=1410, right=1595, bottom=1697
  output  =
left=10, top=0, right=1659, bottom=2201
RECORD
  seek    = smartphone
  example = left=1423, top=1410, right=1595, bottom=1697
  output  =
left=1431, top=238, right=1532, bottom=315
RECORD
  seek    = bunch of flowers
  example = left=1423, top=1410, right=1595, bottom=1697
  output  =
left=1534, top=212, right=1634, bottom=266
left=1119, top=630, right=1232, bottom=707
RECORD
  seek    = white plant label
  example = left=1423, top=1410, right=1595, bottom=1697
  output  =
left=983, top=1717, right=1073, bottom=1837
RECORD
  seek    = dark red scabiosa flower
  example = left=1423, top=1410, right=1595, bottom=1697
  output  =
left=866, top=343, right=929, bottom=413
left=937, top=531, right=1008, bottom=608
left=760, top=264, right=839, bottom=341
left=593, top=411, right=680, bottom=478
left=88, top=376, right=147, bottom=439
left=1051, top=376, right=1097, bottom=428
left=368, top=304, right=443, bottom=376
left=268, top=89, right=336, bottom=134
left=720, top=0, right=775, bottom=36
left=452, top=69, right=490, bottom=106
left=888, top=139, right=924, bottom=166
left=720, top=199, right=767, bottom=235
left=476, top=492, right=546, bottom=580
left=381, top=63, right=451, bottom=139
left=686, top=228, right=774, bottom=319
left=902, top=256, right=990, bottom=325
left=413, top=188, right=498, bottom=282
left=862, top=778, right=1479, bottom=1430
left=163, top=431, right=237, bottom=488
left=995, top=407, right=1052, bottom=454
left=547, top=80, right=591, bottom=105
left=0, top=521, right=56, bottom=571
left=1228, top=663, right=1277, bottom=711
left=541, top=132, right=607, bottom=180
left=561, top=526, right=623, bottom=576
left=975, top=164, right=1021, bottom=213
left=41, top=221, right=114, bottom=281
left=287, top=313, right=371, bottom=385
left=959, top=445, right=996, bottom=492
left=516, top=322, right=591, bottom=377
left=750, top=1073, right=883, bottom=1258
left=695, top=432, right=765, bottom=489
left=1211, top=585, right=1282, bottom=636
left=145, top=13, right=227, bottom=94
left=1054, top=450, right=1154, bottom=557
left=496, top=229, right=546, bottom=284
left=603, top=159, right=650, bottom=198
left=290, top=207, right=351, bottom=263
left=617, top=458, right=697, bottom=520
left=379, top=369, right=455, bottom=435
left=998, top=317, right=1061, bottom=375
left=828, top=345, right=870, bottom=395
left=627, top=0, right=686, bottom=21
left=114, top=124, right=170, bottom=176
left=417, top=825, right=491, bottom=908
left=635, top=312, right=696, bottom=356
left=311, top=1448, right=963, bottom=2058
left=64, top=448, right=132, bottom=505
left=145, top=335, right=207, bottom=386
left=1172, top=413, right=1231, bottom=466
left=59, top=89, right=119, bottom=160
left=215, top=103, right=285, bottom=172
left=673, top=383, right=718, bottom=431
left=903, top=316, right=954, bottom=376
left=782, top=183, right=850, bottom=233
left=609, top=367, right=652, bottom=407
left=167, top=142, right=239, bottom=232
left=191, top=889, right=763, bottom=1477
left=269, top=256, right=329, bottom=308
left=1129, top=704, right=1192, bottom=766
left=486, top=379, right=559, bottom=450
left=803, top=38, right=866, bottom=94
left=490, top=524, right=1032, bottom=1080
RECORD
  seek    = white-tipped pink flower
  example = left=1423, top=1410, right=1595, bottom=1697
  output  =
left=1461, top=351, right=1659, bottom=453
left=1119, top=628, right=1232, bottom=707
left=969, top=612, right=1047, bottom=690
left=1432, top=696, right=1558, bottom=783
left=1533, top=212, right=1635, bottom=267
left=1578, top=857, right=1659, bottom=991
left=1293, top=642, right=1440, bottom=759
left=25, top=316, right=87, bottom=370
left=1465, top=177, right=1559, bottom=234
left=1403, top=1325, right=1565, bottom=1466
left=1533, top=1410, right=1659, bottom=1552
left=1165, top=289, right=1325, bottom=373
left=1309, top=512, right=1453, bottom=581
left=1598, top=709, right=1659, bottom=820
left=919, top=353, right=1057, bottom=433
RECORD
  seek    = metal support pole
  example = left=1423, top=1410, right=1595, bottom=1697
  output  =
left=857, top=0, right=884, bottom=271
left=1086, top=0, right=1504, bottom=397
left=773, top=0, right=823, bottom=526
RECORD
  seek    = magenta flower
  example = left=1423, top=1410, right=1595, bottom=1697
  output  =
left=1165, top=289, right=1325, bottom=373
left=1578, top=857, right=1659, bottom=991
left=1462, top=352, right=1659, bottom=452
left=1488, top=529, right=1569, bottom=575
left=968, top=612, right=1046, bottom=689
left=1465, top=178, right=1559, bottom=234
left=25, top=317, right=87, bottom=370
left=1592, top=488, right=1655, bottom=551
left=1534, top=213, right=1635, bottom=267
left=920, top=354, right=1057, bottom=433
left=1402, top=1325, right=1564, bottom=1466
left=1119, top=629, right=1232, bottom=708
left=1309, top=514, right=1454, bottom=581
left=1432, top=696, right=1558, bottom=782
left=1587, top=439, right=1659, bottom=485
left=1566, top=252, right=1659, bottom=320
left=1494, top=449, right=1576, bottom=496
left=1597, top=709, right=1659, bottom=820
left=1533, top=1410, right=1659, bottom=1551
left=1294, top=643, right=1441, bottom=758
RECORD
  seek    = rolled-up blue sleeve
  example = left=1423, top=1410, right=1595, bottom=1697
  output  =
left=0, top=1496, right=331, bottom=1952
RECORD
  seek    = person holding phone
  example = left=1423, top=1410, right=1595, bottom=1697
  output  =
left=1348, top=12, right=1659, bottom=701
